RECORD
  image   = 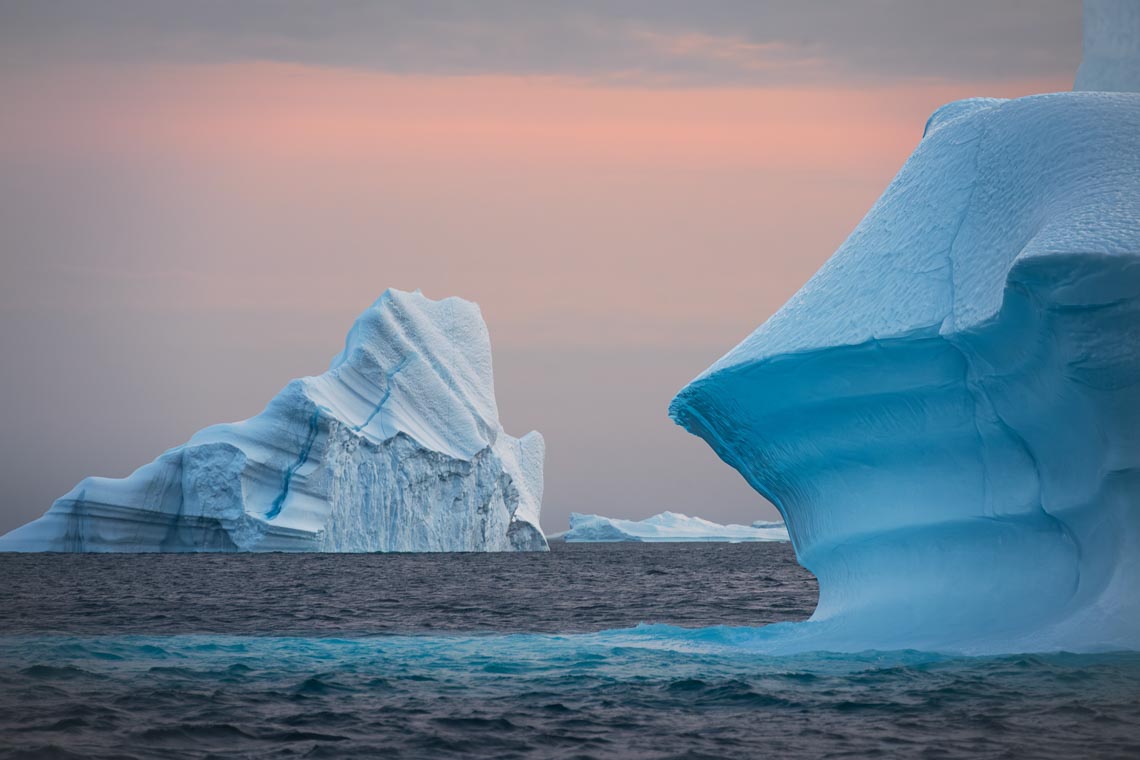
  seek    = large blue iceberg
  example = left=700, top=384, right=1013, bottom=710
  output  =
left=0, top=290, right=547, bottom=552
left=670, top=10, right=1140, bottom=653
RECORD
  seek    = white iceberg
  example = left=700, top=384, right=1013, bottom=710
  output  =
left=670, top=3, right=1140, bottom=652
left=0, top=289, right=547, bottom=552
left=561, top=511, right=788, bottom=543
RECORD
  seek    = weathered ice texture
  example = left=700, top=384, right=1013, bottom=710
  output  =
left=0, top=290, right=547, bottom=552
left=672, top=71, right=1140, bottom=649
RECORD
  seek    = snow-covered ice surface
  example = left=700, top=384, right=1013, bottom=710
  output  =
left=0, top=290, right=547, bottom=553
left=560, top=511, right=789, bottom=543
left=671, top=8, right=1140, bottom=654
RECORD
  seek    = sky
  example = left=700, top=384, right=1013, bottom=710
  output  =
left=0, top=1, right=1080, bottom=535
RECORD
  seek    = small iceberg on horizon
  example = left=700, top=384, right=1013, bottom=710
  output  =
left=558, top=511, right=789, bottom=543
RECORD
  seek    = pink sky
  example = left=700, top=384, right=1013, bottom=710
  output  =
left=2, top=63, right=1069, bottom=344
left=0, top=60, right=1073, bottom=532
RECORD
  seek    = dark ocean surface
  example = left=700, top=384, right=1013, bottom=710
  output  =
left=1, top=542, right=1138, bottom=759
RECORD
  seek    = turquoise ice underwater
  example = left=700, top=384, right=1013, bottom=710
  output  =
left=4, top=608, right=1140, bottom=757
left=3, top=543, right=1140, bottom=758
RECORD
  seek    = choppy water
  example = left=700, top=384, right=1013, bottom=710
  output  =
left=2, top=543, right=1138, bottom=758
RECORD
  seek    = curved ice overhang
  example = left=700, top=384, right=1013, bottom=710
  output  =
left=670, top=93, right=1140, bottom=652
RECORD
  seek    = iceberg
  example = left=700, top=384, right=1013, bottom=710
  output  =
left=0, top=289, right=547, bottom=553
left=560, top=511, right=789, bottom=543
left=670, top=5, right=1140, bottom=652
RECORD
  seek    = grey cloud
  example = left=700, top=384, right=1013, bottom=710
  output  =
left=0, top=1, right=1080, bottom=85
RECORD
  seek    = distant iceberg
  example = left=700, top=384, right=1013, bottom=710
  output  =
left=561, top=512, right=788, bottom=543
left=671, top=3, right=1140, bottom=652
left=750, top=520, right=786, bottom=531
left=0, top=290, right=547, bottom=553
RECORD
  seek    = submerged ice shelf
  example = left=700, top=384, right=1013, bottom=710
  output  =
left=560, top=512, right=788, bottom=543
left=671, top=17, right=1140, bottom=652
left=0, top=290, right=547, bottom=553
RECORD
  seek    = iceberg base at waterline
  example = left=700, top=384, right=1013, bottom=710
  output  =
left=0, top=290, right=547, bottom=553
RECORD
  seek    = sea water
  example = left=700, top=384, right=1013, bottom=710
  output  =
left=1, top=543, right=1137, bottom=758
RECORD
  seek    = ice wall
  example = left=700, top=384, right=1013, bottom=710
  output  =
left=0, top=290, right=547, bottom=552
left=670, top=86, right=1140, bottom=650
